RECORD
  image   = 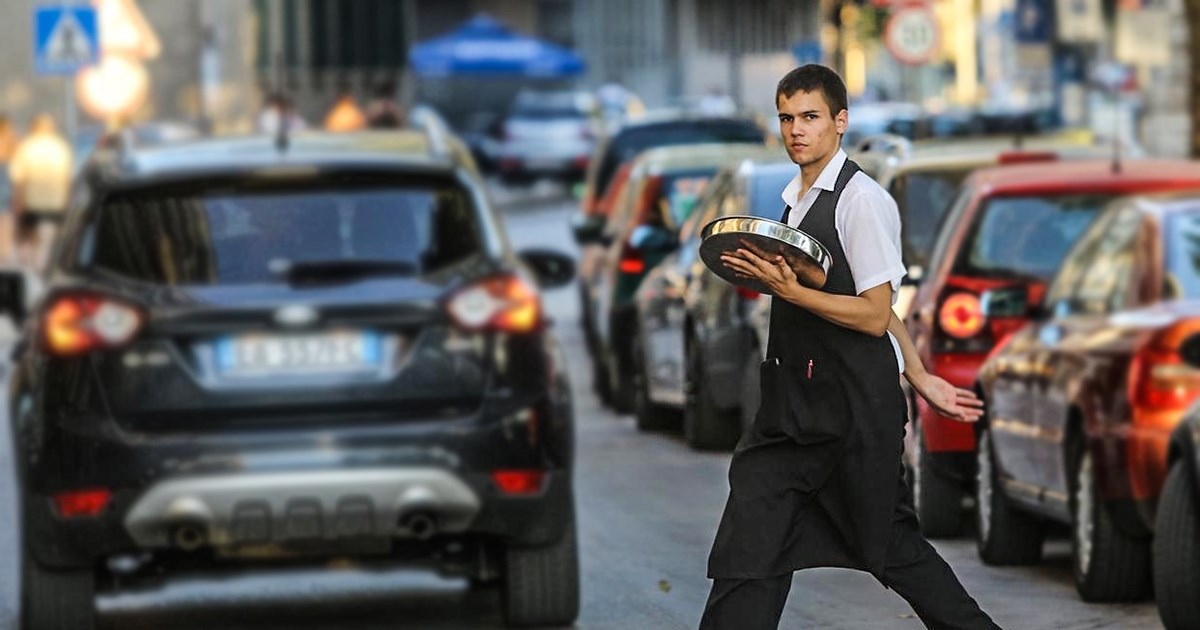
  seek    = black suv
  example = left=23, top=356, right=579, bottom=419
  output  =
left=4, top=127, right=579, bottom=629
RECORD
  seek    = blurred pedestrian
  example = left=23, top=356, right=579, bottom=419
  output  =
left=365, top=79, right=406, bottom=129
left=706, top=65, right=1000, bottom=630
left=0, top=115, right=18, bottom=163
left=323, top=85, right=367, bottom=132
left=8, top=114, right=72, bottom=270
left=257, top=90, right=307, bottom=135
left=0, top=115, right=19, bottom=264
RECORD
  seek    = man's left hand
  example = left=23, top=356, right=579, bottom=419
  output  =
left=908, top=371, right=983, bottom=423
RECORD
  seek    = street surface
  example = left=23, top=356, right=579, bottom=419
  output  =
left=0, top=188, right=1165, bottom=629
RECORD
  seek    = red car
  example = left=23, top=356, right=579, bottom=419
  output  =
left=975, top=192, right=1200, bottom=603
left=904, top=159, right=1200, bottom=537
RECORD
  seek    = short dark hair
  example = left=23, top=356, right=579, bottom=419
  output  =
left=776, top=65, right=848, bottom=118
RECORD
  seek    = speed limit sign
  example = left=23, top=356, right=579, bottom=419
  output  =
left=884, top=5, right=940, bottom=66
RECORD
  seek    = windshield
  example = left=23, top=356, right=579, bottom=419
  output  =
left=891, top=169, right=971, bottom=268
left=1166, top=211, right=1200, bottom=299
left=954, top=194, right=1109, bottom=281
left=87, top=178, right=482, bottom=286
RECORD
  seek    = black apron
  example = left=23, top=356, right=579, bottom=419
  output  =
left=707, top=159, right=906, bottom=581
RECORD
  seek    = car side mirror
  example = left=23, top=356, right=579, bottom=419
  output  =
left=629, top=225, right=677, bottom=252
left=980, top=286, right=1032, bottom=319
left=0, top=267, right=30, bottom=326
left=902, top=264, right=924, bottom=286
left=519, top=248, right=576, bottom=290
left=570, top=214, right=606, bottom=246
left=1182, top=333, right=1200, bottom=369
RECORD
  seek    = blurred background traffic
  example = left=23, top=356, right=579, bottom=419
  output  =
left=1, top=1, right=1199, bottom=629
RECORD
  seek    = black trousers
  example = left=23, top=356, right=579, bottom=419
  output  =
left=700, top=467, right=1001, bottom=630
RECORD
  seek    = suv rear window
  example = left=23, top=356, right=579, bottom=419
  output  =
left=591, top=120, right=763, bottom=202
left=954, top=194, right=1108, bottom=281
left=86, top=177, right=482, bottom=286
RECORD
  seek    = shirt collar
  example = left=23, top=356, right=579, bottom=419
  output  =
left=780, top=148, right=848, bottom=208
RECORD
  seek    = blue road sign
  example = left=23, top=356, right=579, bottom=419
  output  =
left=34, top=5, right=100, bottom=76
left=1015, top=0, right=1052, bottom=44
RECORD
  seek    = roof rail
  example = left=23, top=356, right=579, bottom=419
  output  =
left=409, top=104, right=449, bottom=158
left=852, top=133, right=911, bottom=157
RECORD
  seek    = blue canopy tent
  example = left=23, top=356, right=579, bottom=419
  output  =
left=410, top=14, right=585, bottom=78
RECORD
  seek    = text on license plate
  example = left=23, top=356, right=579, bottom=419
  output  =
left=217, top=331, right=381, bottom=375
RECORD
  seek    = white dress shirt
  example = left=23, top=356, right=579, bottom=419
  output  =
left=778, top=148, right=907, bottom=373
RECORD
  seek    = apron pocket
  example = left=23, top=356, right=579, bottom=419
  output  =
left=755, top=358, right=850, bottom=446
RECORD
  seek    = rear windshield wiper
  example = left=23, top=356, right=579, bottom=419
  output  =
left=272, top=258, right=419, bottom=284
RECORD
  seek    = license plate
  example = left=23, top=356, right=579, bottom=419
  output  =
left=216, top=331, right=381, bottom=376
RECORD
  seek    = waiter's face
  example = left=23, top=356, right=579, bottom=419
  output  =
left=777, top=89, right=847, bottom=168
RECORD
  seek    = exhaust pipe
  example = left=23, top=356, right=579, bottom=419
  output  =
left=173, top=524, right=207, bottom=551
left=400, top=512, right=438, bottom=540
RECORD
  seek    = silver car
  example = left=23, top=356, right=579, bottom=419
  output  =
left=495, top=90, right=601, bottom=182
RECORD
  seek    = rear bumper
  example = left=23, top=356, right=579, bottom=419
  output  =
left=20, top=397, right=574, bottom=569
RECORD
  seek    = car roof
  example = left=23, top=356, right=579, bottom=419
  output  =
left=87, top=130, right=462, bottom=185
left=612, top=113, right=760, bottom=134
left=632, top=142, right=774, bottom=175
left=967, top=160, right=1200, bottom=194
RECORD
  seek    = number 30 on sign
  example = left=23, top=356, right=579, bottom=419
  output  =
left=884, top=5, right=941, bottom=66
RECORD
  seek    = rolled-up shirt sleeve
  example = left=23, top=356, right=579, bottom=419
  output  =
left=836, top=182, right=907, bottom=300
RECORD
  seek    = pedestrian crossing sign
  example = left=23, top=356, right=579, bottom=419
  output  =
left=34, top=5, right=100, bottom=75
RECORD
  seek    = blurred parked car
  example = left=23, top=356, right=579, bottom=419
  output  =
left=632, top=154, right=790, bottom=448
left=493, top=89, right=601, bottom=184
left=4, top=128, right=579, bottom=629
left=580, top=143, right=766, bottom=413
left=904, top=159, right=1200, bottom=539
left=1158, top=346, right=1200, bottom=629
left=853, top=131, right=1142, bottom=319
left=975, top=192, right=1200, bottom=604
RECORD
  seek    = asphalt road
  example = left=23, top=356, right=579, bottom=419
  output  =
left=0, top=189, right=1165, bottom=629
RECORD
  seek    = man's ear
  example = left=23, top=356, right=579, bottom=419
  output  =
left=836, top=109, right=848, bottom=135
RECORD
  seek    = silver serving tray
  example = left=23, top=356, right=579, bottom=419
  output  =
left=699, top=215, right=832, bottom=292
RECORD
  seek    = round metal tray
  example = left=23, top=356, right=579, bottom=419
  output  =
left=699, top=215, right=832, bottom=292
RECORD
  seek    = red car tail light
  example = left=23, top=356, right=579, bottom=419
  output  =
left=617, top=245, right=645, bottom=275
left=938, top=292, right=986, bottom=339
left=492, top=470, right=545, bottom=496
left=43, top=294, right=144, bottom=357
left=446, top=275, right=542, bottom=333
left=1128, top=323, right=1200, bottom=413
left=54, top=488, right=112, bottom=518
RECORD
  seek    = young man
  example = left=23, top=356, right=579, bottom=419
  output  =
left=705, top=65, right=1001, bottom=629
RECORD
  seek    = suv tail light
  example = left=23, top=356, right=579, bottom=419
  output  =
left=1128, top=323, right=1200, bottom=413
left=447, top=275, right=542, bottom=333
left=54, top=488, right=112, bottom=518
left=43, top=294, right=144, bottom=356
left=736, top=286, right=760, bottom=300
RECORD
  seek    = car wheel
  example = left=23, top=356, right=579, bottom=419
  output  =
left=1154, top=462, right=1200, bottom=630
left=1071, top=446, right=1150, bottom=602
left=605, top=345, right=636, bottom=415
left=21, top=553, right=95, bottom=630
left=502, top=513, right=580, bottom=627
left=975, top=427, right=1044, bottom=565
left=591, top=350, right=613, bottom=405
left=683, top=342, right=739, bottom=451
left=632, top=326, right=678, bottom=432
left=913, top=418, right=965, bottom=538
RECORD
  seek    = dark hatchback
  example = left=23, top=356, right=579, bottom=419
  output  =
left=6, top=131, right=579, bottom=629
